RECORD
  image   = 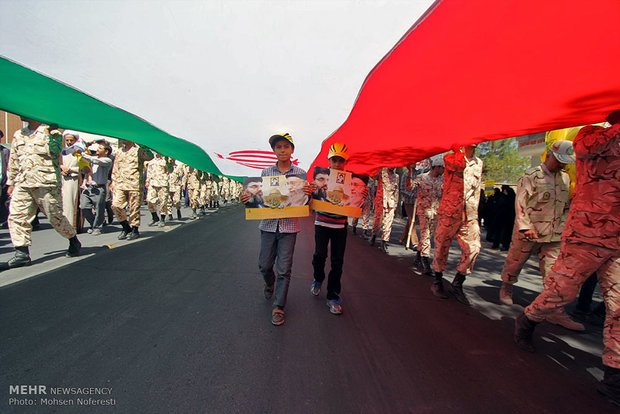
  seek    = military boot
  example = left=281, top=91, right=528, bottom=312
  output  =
left=412, top=250, right=422, bottom=270
left=598, top=366, right=620, bottom=406
left=421, top=256, right=433, bottom=276
left=369, top=235, right=376, bottom=246
left=148, top=212, right=160, bottom=226
left=451, top=272, right=470, bottom=305
left=7, top=246, right=32, bottom=268
left=127, top=226, right=140, bottom=240
left=177, top=209, right=182, bottom=220
left=158, top=215, right=166, bottom=227
left=514, top=313, right=538, bottom=353
left=67, top=236, right=81, bottom=257
left=118, top=220, right=131, bottom=240
left=499, top=282, right=514, bottom=305
left=380, top=240, right=388, bottom=253
left=430, top=271, right=448, bottom=299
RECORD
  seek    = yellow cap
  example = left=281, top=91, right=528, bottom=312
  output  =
left=328, top=142, right=349, bottom=160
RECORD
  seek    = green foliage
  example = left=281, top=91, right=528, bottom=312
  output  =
left=477, top=138, right=531, bottom=184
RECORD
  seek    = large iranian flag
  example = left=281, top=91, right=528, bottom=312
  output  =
left=1, top=1, right=619, bottom=177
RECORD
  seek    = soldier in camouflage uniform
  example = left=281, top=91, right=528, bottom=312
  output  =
left=3, top=119, right=81, bottom=268
left=111, top=139, right=154, bottom=240
left=198, top=171, right=209, bottom=215
left=514, top=111, right=620, bottom=405
left=168, top=160, right=185, bottom=220
left=431, top=145, right=483, bottom=303
left=409, top=157, right=444, bottom=275
left=370, top=168, right=399, bottom=253
left=145, top=153, right=172, bottom=227
left=183, top=167, right=201, bottom=219
left=499, top=140, right=583, bottom=331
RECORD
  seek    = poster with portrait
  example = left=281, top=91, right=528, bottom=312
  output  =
left=310, top=168, right=367, bottom=218
left=243, top=174, right=310, bottom=220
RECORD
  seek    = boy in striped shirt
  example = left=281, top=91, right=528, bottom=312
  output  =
left=310, top=143, right=367, bottom=314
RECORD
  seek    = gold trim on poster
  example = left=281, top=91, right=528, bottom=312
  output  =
left=310, top=200, right=362, bottom=218
left=245, top=205, right=310, bottom=220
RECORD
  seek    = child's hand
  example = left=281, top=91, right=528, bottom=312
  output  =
left=240, top=191, right=251, bottom=204
left=303, top=182, right=313, bottom=196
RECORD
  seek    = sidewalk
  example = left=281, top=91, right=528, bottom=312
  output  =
left=0, top=202, right=239, bottom=288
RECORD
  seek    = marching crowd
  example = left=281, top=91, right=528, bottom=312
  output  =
left=0, top=111, right=618, bottom=404
left=0, top=117, right=242, bottom=269
left=242, top=112, right=619, bottom=404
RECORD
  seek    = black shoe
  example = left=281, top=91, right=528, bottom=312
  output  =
left=598, top=366, right=620, bottom=406
left=380, top=240, right=388, bottom=253
left=413, top=250, right=422, bottom=269
left=421, top=256, right=433, bottom=276
left=352, top=226, right=357, bottom=234
left=67, top=236, right=81, bottom=257
left=7, top=247, right=31, bottom=269
left=369, top=235, right=376, bottom=246
left=127, top=226, right=140, bottom=240
left=514, top=313, right=538, bottom=353
left=177, top=209, right=182, bottom=220
left=430, top=272, right=448, bottom=299
left=168, top=214, right=174, bottom=221
left=118, top=220, right=131, bottom=240
left=450, top=272, right=470, bottom=305
left=149, top=212, right=159, bottom=226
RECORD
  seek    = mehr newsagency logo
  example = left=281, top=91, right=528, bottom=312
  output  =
left=8, top=385, right=116, bottom=408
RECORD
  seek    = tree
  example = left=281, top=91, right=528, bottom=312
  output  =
left=477, top=138, right=530, bottom=184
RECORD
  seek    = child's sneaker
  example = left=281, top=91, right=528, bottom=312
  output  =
left=271, top=308, right=285, bottom=326
left=326, top=298, right=343, bottom=315
left=310, top=280, right=321, bottom=296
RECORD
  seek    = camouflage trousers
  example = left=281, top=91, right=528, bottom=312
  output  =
left=372, top=203, right=395, bottom=242
left=200, top=186, right=210, bottom=206
left=169, top=187, right=182, bottom=210
left=187, top=187, right=200, bottom=210
left=8, top=186, right=76, bottom=247
left=112, top=189, right=142, bottom=227
left=147, top=186, right=170, bottom=215
left=525, top=240, right=620, bottom=368
left=501, top=237, right=560, bottom=285
left=432, top=214, right=481, bottom=275
left=352, top=199, right=372, bottom=230
left=417, top=213, right=437, bottom=257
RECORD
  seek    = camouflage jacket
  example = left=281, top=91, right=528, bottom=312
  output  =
left=437, top=152, right=483, bottom=220
left=168, top=163, right=185, bottom=190
left=185, top=168, right=201, bottom=189
left=111, top=143, right=154, bottom=191
left=146, top=156, right=172, bottom=188
left=7, top=125, right=63, bottom=188
left=563, top=124, right=620, bottom=249
left=411, top=172, right=443, bottom=218
left=515, top=163, right=570, bottom=243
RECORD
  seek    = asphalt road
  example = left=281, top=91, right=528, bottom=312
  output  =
left=0, top=205, right=615, bottom=413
